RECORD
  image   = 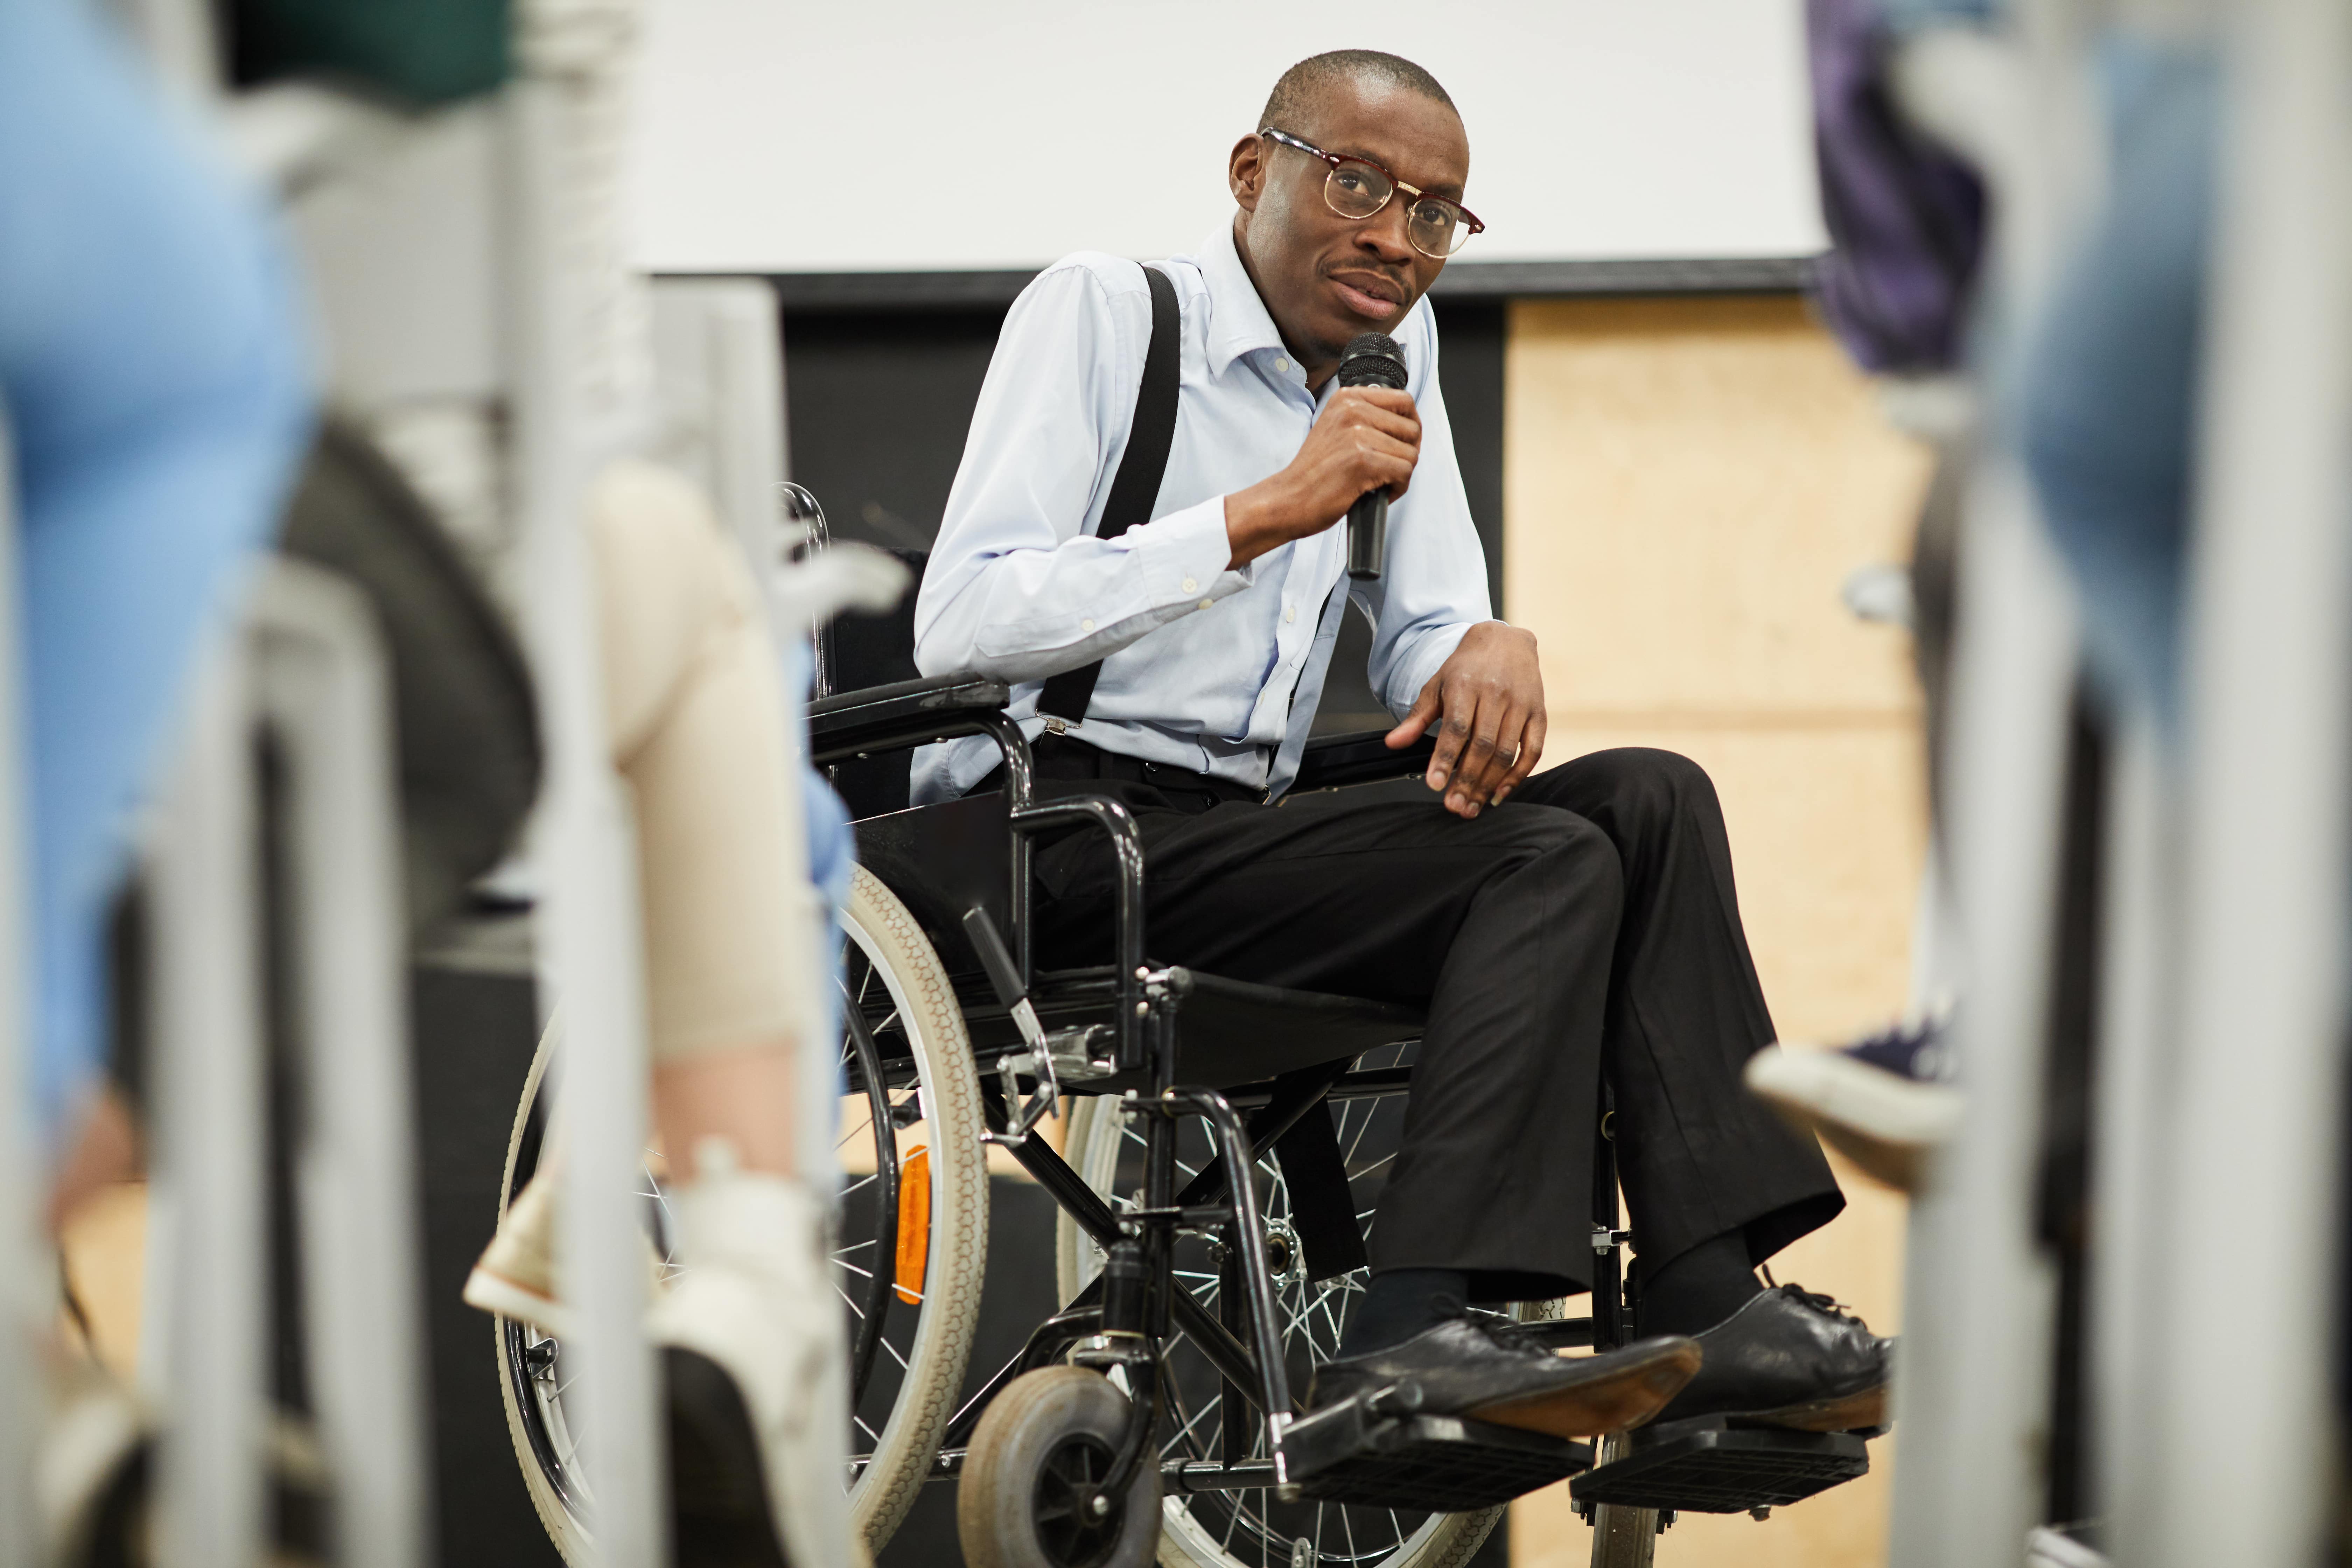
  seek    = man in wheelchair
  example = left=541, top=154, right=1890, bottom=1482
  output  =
left=912, top=50, right=1891, bottom=1438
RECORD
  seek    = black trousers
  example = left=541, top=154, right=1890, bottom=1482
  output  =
left=1015, top=740, right=1843, bottom=1303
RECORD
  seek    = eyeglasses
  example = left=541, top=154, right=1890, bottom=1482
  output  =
left=1260, top=127, right=1485, bottom=260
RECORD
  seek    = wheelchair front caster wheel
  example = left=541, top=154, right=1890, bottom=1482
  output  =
left=958, top=1367, right=1161, bottom=1568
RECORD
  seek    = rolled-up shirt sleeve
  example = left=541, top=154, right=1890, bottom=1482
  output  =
left=913, top=261, right=1252, bottom=685
left=1355, top=310, right=1493, bottom=718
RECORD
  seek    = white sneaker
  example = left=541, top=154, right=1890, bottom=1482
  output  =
left=649, top=1140, right=854, bottom=1568
left=1746, top=1024, right=1963, bottom=1192
left=39, top=1353, right=145, bottom=1568
left=463, top=1164, right=574, bottom=1339
left=462, top=1163, right=668, bottom=1340
left=41, top=1354, right=335, bottom=1567
left=2025, top=1525, right=2109, bottom=1567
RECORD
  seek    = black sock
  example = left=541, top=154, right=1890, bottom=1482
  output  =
left=1639, top=1230, right=1763, bottom=1337
left=1336, top=1268, right=1469, bottom=1358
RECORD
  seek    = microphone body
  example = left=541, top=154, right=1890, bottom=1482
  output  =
left=1336, top=332, right=1408, bottom=581
left=1346, top=493, right=1387, bottom=582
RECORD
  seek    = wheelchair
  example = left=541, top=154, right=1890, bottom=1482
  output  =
left=488, top=532, right=1873, bottom=1568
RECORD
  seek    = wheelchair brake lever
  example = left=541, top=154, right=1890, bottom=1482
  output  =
left=964, top=907, right=1046, bottom=1051
left=967, top=907, right=1060, bottom=1143
left=991, top=1047, right=1060, bottom=1147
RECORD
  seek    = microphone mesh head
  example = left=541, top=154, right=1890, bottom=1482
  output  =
left=1337, top=332, right=1408, bottom=390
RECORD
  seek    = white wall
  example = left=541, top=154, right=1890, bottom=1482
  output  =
left=625, top=0, right=1827, bottom=274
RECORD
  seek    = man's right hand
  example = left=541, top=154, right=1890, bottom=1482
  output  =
left=1223, top=386, right=1420, bottom=568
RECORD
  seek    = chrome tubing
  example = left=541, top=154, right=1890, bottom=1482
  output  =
left=249, top=562, right=430, bottom=1568
left=152, top=650, right=268, bottom=1568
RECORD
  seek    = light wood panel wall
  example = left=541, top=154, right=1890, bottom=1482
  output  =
left=1500, top=295, right=1933, bottom=1568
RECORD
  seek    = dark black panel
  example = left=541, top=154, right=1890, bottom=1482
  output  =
left=410, top=933, right=565, bottom=1568
left=759, top=254, right=1814, bottom=310
left=766, top=270, right=1043, bottom=311
left=782, top=309, right=1004, bottom=550
left=1432, top=300, right=1507, bottom=620
left=1430, top=254, right=1815, bottom=299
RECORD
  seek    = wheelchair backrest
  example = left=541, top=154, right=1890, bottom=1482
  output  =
left=816, top=544, right=1015, bottom=980
left=822, top=547, right=929, bottom=818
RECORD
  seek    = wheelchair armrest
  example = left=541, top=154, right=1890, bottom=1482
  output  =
left=808, top=672, right=1010, bottom=763
left=1007, top=793, right=1148, bottom=1071
left=1289, top=729, right=1437, bottom=793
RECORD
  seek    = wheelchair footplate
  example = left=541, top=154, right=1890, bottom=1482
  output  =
left=1263, top=1386, right=1594, bottom=1513
left=1568, top=1414, right=1872, bottom=1514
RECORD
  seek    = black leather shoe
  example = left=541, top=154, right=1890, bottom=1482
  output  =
left=1652, top=1284, right=1892, bottom=1432
left=1307, top=1317, right=1702, bottom=1439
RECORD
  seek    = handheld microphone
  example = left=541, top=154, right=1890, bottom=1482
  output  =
left=1336, top=332, right=1408, bottom=581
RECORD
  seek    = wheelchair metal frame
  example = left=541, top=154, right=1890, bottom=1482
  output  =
left=807, top=672, right=1620, bottom=1518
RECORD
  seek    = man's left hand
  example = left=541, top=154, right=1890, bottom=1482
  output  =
left=1386, top=622, right=1546, bottom=819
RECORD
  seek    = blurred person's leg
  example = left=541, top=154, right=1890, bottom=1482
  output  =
left=0, top=0, right=311, bottom=1198
left=598, top=460, right=845, bottom=1568
left=2, top=5, right=309, bottom=1561
left=467, top=461, right=844, bottom=1567
left=2020, top=37, right=2216, bottom=729
left=1757, top=38, right=2218, bottom=1194
left=1748, top=461, right=1966, bottom=1190
left=467, top=458, right=826, bottom=1298
left=592, top=460, right=822, bottom=1178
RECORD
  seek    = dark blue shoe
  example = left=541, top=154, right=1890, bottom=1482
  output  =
left=1842, top=1018, right=1952, bottom=1082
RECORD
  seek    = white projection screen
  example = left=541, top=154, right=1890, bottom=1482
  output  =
left=626, top=0, right=1827, bottom=275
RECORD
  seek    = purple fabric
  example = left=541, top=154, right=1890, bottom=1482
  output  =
left=1806, top=0, right=1987, bottom=373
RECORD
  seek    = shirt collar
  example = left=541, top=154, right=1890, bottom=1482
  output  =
left=1194, top=221, right=1290, bottom=380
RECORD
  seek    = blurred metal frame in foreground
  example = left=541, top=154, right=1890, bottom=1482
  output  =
left=152, top=561, right=433, bottom=1568
left=2136, top=1, right=2352, bottom=1563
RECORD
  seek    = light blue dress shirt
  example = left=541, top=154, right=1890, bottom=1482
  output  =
left=911, top=223, right=1491, bottom=805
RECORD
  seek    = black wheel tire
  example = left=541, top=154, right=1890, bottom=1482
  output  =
left=958, top=1367, right=1162, bottom=1568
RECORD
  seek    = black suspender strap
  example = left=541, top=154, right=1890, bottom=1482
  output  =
left=1035, top=262, right=1182, bottom=729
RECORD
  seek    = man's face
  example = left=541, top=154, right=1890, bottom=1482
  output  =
left=1230, top=77, right=1470, bottom=374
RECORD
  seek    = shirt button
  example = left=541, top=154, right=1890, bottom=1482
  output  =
left=1181, top=576, right=1198, bottom=593
left=1081, top=618, right=1096, bottom=632
left=1275, top=357, right=1290, bottom=372
left=1197, top=598, right=1213, bottom=611
left=1283, top=604, right=1297, bottom=624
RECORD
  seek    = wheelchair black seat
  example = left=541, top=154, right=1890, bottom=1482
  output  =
left=858, top=945, right=1424, bottom=1095
left=849, top=771, right=1425, bottom=1091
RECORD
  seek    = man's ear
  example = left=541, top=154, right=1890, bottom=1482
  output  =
left=1229, top=133, right=1267, bottom=212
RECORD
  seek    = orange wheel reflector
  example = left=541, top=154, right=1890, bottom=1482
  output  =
left=894, top=1145, right=930, bottom=1304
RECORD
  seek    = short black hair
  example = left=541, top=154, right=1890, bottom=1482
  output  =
left=1259, top=49, right=1457, bottom=135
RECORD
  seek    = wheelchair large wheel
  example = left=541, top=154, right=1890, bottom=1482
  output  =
left=1057, top=1048, right=1506, bottom=1568
left=492, top=866, right=990, bottom=1559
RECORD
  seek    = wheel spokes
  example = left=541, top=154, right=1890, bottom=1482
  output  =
left=1090, top=1088, right=1446, bottom=1568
